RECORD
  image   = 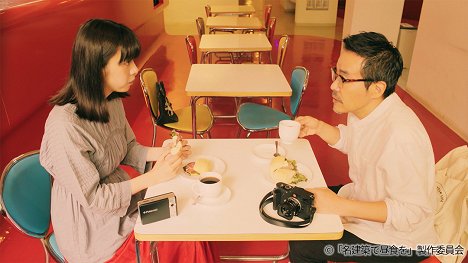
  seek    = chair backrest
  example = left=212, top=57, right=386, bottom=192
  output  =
left=0, top=150, right=51, bottom=238
left=196, top=17, right=205, bottom=37
left=290, top=66, right=309, bottom=117
left=266, top=17, right=277, bottom=44
left=264, top=4, right=272, bottom=28
left=139, top=68, right=159, bottom=124
left=185, top=35, right=197, bottom=64
left=205, top=5, right=212, bottom=17
left=277, top=35, right=289, bottom=68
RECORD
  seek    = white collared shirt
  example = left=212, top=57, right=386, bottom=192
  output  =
left=332, top=93, right=439, bottom=248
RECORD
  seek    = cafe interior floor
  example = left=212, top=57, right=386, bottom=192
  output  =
left=0, top=2, right=452, bottom=262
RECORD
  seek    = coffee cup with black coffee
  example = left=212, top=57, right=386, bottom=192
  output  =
left=193, top=171, right=223, bottom=198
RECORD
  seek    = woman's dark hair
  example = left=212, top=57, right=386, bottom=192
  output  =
left=343, top=32, right=403, bottom=98
left=50, top=19, right=141, bottom=122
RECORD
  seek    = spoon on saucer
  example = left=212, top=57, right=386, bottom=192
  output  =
left=274, top=141, right=280, bottom=157
left=192, top=195, right=201, bottom=205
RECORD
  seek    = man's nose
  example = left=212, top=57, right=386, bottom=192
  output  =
left=330, top=79, right=340, bottom=91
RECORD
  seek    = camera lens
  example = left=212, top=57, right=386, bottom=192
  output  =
left=278, top=198, right=301, bottom=220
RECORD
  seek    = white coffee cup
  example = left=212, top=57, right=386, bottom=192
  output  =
left=193, top=171, right=223, bottom=198
left=279, top=120, right=301, bottom=144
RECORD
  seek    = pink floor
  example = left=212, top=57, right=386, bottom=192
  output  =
left=1, top=33, right=466, bottom=262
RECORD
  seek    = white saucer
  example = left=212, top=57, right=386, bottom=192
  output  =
left=253, top=143, right=286, bottom=160
left=192, top=186, right=231, bottom=206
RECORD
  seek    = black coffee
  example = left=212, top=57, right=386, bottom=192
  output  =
left=201, top=177, right=220, bottom=184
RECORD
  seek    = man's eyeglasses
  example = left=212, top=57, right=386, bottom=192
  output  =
left=331, top=67, right=374, bottom=84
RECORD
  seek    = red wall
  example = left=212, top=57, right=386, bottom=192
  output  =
left=0, top=0, right=165, bottom=170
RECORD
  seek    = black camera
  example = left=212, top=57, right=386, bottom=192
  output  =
left=272, top=182, right=315, bottom=220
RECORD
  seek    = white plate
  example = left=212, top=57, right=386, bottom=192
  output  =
left=192, top=186, right=232, bottom=206
left=253, top=143, right=286, bottom=160
left=264, top=162, right=313, bottom=188
left=180, top=155, right=226, bottom=180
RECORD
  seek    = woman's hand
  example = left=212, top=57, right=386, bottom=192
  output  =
left=295, top=116, right=322, bottom=138
left=179, top=139, right=192, bottom=158
left=151, top=148, right=182, bottom=183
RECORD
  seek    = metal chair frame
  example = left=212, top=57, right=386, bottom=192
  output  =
left=220, top=245, right=289, bottom=262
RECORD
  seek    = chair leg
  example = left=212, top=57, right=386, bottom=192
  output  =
left=236, top=127, right=242, bottom=138
left=151, top=126, right=157, bottom=147
left=150, top=241, right=159, bottom=263
left=135, top=240, right=141, bottom=263
left=281, top=98, right=287, bottom=113
left=246, top=132, right=251, bottom=138
left=40, top=239, right=50, bottom=263
left=267, top=131, right=271, bottom=138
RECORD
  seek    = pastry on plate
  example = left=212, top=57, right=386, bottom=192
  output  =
left=183, top=158, right=213, bottom=176
left=169, top=130, right=182, bottom=155
left=270, top=155, right=307, bottom=184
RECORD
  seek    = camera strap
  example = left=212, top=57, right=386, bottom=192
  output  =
left=259, top=191, right=313, bottom=228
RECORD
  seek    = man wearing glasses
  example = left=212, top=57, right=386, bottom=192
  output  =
left=290, top=32, right=437, bottom=262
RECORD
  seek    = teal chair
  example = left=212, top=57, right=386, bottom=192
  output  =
left=236, top=66, right=309, bottom=137
left=0, top=150, right=65, bottom=263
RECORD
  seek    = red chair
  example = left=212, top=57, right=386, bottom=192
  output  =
left=185, top=35, right=198, bottom=64
left=264, top=4, right=272, bottom=29
left=205, top=4, right=211, bottom=17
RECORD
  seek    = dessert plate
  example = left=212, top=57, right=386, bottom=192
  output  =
left=181, top=155, right=226, bottom=180
left=253, top=143, right=286, bottom=160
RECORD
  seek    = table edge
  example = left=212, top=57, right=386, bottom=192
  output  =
left=186, top=91, right=292, bottom=97
left=135, top=231, right=344, bottom=241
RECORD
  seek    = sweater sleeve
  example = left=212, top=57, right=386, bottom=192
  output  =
left=121, top=119, right=149, bottom=173
left=40, top=120, right=132, bottom=217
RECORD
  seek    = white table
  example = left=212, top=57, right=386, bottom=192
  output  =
left=134, top=139, right=344, bottom=241
left=185, top=64, right=292, bottom=137
left=199, top=34, right=272, bottom=63
left=210, top=5, right=256, bottom=16
left=206, top=16, right=263, bottom=33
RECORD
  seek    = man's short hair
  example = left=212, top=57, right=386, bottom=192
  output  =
left=343, top=32, right=403, bottom=98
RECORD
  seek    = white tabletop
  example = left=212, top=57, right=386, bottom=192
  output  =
left=206, top=16, right=263, bottom=30
left=210, top=5, right=255, bottom=16
left=134, top=139, right=344, bottom=241
left=185, top=64, right=292, bottom=97
left=199, top=34, right=272, bottom=53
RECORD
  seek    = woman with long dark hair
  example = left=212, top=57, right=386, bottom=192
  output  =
left=40, top=19, right=217, bottom=263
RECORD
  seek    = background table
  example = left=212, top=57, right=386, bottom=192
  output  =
left=134, top=139, right=344, bottom=241
left=199, top=34, right=272, bottom=63
left=185, top=64, right=292, bottom=137
left=207, top=16, right=263, bottom=33
left=210, top=5, right=256, bottom=16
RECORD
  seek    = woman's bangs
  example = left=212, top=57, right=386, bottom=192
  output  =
left=120, top=34, right=140, bottom=62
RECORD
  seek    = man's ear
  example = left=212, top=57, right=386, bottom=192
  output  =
left=370, top=81, right=386, bottom=98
